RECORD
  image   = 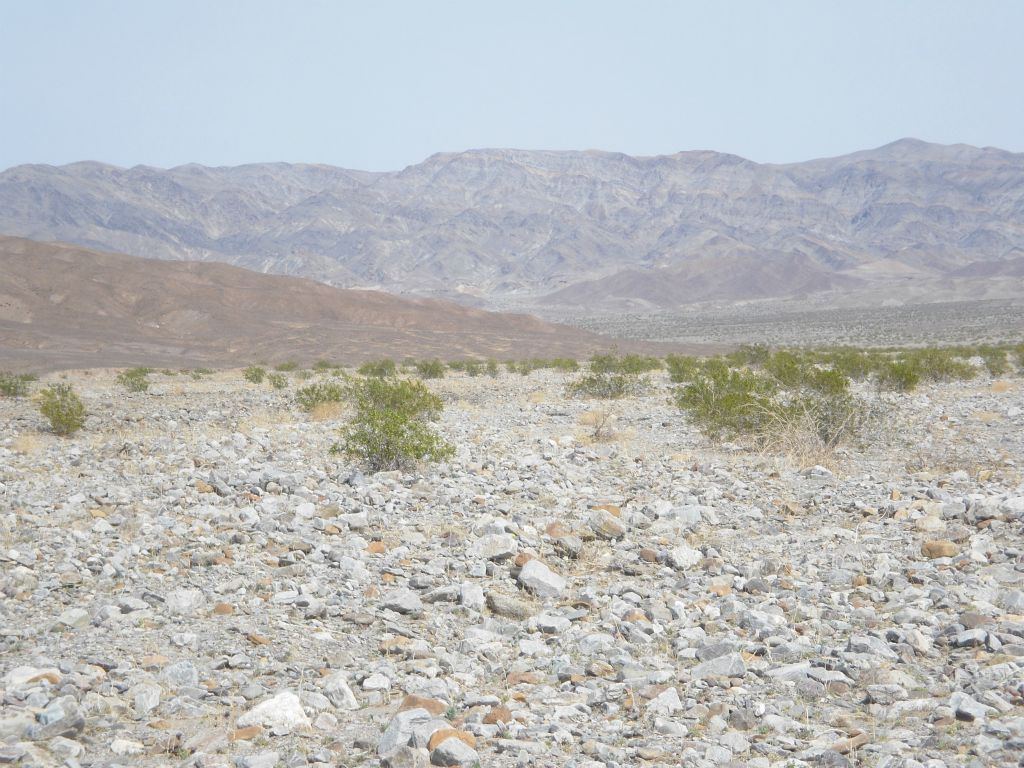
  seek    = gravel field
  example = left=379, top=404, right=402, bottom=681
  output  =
left=1, top=368, right=1023, bottom=768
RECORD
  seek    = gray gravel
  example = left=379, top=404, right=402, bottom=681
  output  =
left=1, top=367, right=1023, bottom=767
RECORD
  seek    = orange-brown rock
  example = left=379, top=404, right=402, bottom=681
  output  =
left=921, top=540, right=958, bottom=559
left=483, top=704, right=513, bottom=725
left=398, top=694, right=448, bottom=716
left=427, top=729, right=477, bottom=751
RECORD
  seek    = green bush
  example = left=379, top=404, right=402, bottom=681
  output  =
left=415, top=359, right=446, bottom=379
left=358, top=359, right=397, bottom=378
left=674, top=362, right=777, bottom=438
left=116, top=367, right=152, bottom=392
left=665, top=355, right=701, bottom=383
left=189, top=367, right=214, bottom=380
left=589, top=353, right=661, bottom=375
left=567, top=372, right=641, bottom=400
left=295, top=381, right=346, bottom=411
left=876, top=360, right=921, bottom=392
left=274, top=361, right=300, bottom=372
left=313, top=359, right=341, bottom=372
left=336, top=377, right=452, bottom=471
left=485, top=359, right=500, bottom=378
left=505, top=357, right=579, bottom=375
left=243, top=365, right=266, bottom=384
left=0, top=371, right=36, bottom=397
left=350, top=377, right=443, bottom=420
left=267, top=372, right=288, bottom=389
left=900, top=349, right=977, bottom=383
left=38, top=384, right=87, bottom=436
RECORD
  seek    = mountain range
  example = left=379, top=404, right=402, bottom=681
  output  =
left=1, top=139, right=1023, bottom=313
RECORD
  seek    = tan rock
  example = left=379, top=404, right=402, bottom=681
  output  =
left=483, top=704, right=513, bottom=724
left=427, top=728, right=476, bottom=751
left=921, top=540, right=958, bottom=559
left=398, top=694, right=448, bottom=716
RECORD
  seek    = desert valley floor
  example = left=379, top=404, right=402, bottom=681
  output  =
left=1, top=366, right=1023, bottom=768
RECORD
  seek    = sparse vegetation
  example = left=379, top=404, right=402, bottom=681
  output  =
left=38, top=383, right=87, bottom=436
left=0, top=371, right=36, bottom=398
left=589, top=352, right=661, bottom=375
left=273, top=361, right=300, bottom=372
left=358, top=359, right=397, bottom=378
left=336, top=377, right=453, bottom=471
left=267, top=372, right=288, bottom=389
left=116, top=367, right=152, bottom=392
left=567, top=371, right=642, bottom=400
left=243, top=365, right=267, bottom=384
left=415, top=359, right=446, bottom=379
left=505, top=357, right=579, bottom=375
left=295, top=380, right=347, bottom=411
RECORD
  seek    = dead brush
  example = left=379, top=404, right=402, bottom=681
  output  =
left=578, top=408, right=618, bottom=442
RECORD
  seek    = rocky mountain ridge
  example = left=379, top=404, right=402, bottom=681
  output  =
left=1, top=139, right=1023, bottom=312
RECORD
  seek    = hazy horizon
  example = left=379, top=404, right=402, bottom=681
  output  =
left=2, top=1, right=1023, bottom=171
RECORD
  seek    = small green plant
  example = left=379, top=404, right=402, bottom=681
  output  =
left=415, top=359, right=446, bottom=379
left=358, top=359, right=397, bottom=378
left=189, top=367, right=214, bottom=380
left=589, top=353, right=661, bottom=375
left=243, top=365, right=266, bottom=384
left=313, top=359, right=341, bottom=372
left=665, top=355, right=701, bottom=383
left=274, top=361, right=300, bottom=372
left=335, top=377, right=452, bottom=471
left=267, top=372, right=288, bottom=390
left=485, top=359, right=500, bottom=378
left=0, top=371, right=36, bottom=397
left=876, top=360, right=920, bottom=392
left=295, top=381, right=346, bottom=411
left=675, top=361, right=777, bottom=438
left=38, top=383, right=87, bottom=436
left=567, top=372, right=641, bottom=399
left=116, top=367, right=152, bottom=392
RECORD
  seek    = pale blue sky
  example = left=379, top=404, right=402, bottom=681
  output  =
left=1, top=1, right=1022, bottom=171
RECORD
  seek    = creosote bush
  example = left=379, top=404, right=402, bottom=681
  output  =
left=566, top=372, right=642, bottom=400
left=415, top=359, right=446, bottom=379
left=273, top=361, right=300, bottom=372
left=335, top=377, right=452, bottom=471
left=295, top=380, right=346, bottom=412
left=243, top=366, right=266, bottom=384
left=358, top=359, right=397, bottom=378
left=267, top=372, right=288, bottom=390
left=116, top=367, right=152, bottom=392
left=0, top=371, right=36, bottom=398
left=589, top=352, right=662, bottom=375
left=38, top=383, right=87, bottom=436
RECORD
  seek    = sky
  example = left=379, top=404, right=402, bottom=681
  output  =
left=1, top=1, right=1022, bottom=171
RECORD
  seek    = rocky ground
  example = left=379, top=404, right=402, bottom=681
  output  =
left=1, top=368, right=1023, bottom=768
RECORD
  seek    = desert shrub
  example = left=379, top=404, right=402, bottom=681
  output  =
left=243, top=365, right=266, bottom=384
left=876, top=360, right=921, bottom=392
left=38, top=384, right=87, bottom=436
left=567, top=372, right=642, bottom=399
left=725, top=343, right=772, bottom=368
left=973, top=345, right=1010, bottom=377
left=0, top=371, right=36, bottom=398
left=506, top=357, right=579, bottom=375
left=589, top=353, right=661, bottom=375
left=665, top=354, right=701, bottom=383
left=485, top=359, right=500, bottom=378
left=448, top=359, right=484, bottom=376
left=335, top=377, right=452, bottom=471
left=358, top=359, right=397, bottom=378
left=189, top=367, right=214, bottom=380
left=415, top=359, right=446, bottom=379
left=295, top=381, right=346, bottom=411
left=267, top=372, right=288, bottom=390
left=313, top=359, right=341, bottom=372
left=817, top=347, right=885, bottom=381
left=116, top=367, right=152, bottom=392
left=675, top=362, right=777, bottom=438
left=350, top=377, right=443, bottom=420
left=274, top=361, right=300, bottom=372
left=900, top=348, right=977, bottom=383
